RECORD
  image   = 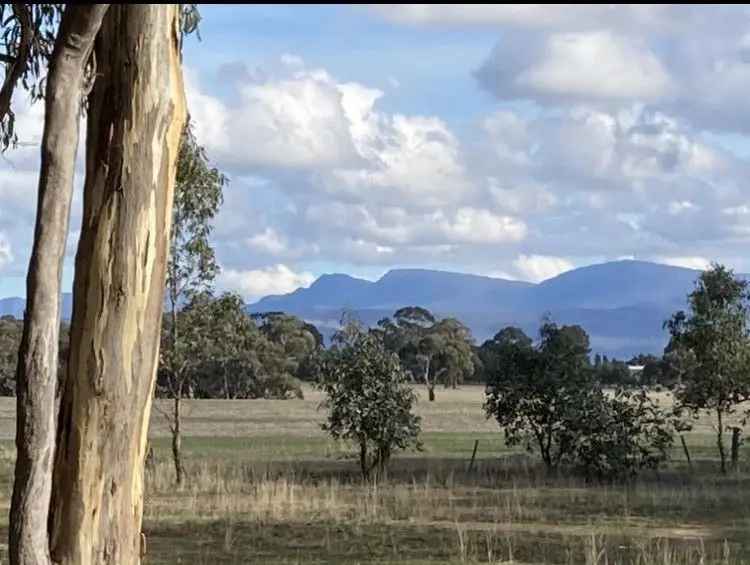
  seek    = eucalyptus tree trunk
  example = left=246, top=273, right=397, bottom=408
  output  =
left=9, top=6, right=109, bottom=565
left=172, top=392, right=184, bottom=485
left=48, top=6, right=186, bottom=564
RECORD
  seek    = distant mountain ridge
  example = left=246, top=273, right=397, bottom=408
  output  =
left=250, top=260, right=744, bottom=358
left=1, top=261, right=743, bottom=358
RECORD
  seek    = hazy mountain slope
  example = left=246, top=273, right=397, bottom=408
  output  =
left=2, top=261, right=739, bottom=358
left=246, top=260, right=724, bottom=357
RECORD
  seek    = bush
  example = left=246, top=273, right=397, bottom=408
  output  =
left=315, top=326, right=421, bottom=480
left=571, top=388, right=674, bottom=480
left=485, top=321, right=675, bottom=480
left=484, top=321, right=594, bottom=468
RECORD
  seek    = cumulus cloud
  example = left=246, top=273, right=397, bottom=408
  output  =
left=245, top=228, right=288, bottom=256
left=475, top=29, right=673, bottom=106
left=657, top=256, right=712, bottom=271
left=466, top=5, right=750, bottom=133
left=512, top=31, right=672, bottom=102
left=218, top=264, right=316, bottom=302
left=513, top=254, right=574, bottom=283
left=8, top=10, right=750, bottom=301
left=189, top=55, right=533, bottom=283
left=186, top=67, right=362, bottom=171
left=0, top=233, right=13, bottom=270
left=185, top=45, right=750, bottom=300
left=367, top=5, right=681, bottom=32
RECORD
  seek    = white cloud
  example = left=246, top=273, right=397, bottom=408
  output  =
left=244, top=228, right=287, bottom=255
left=516, top=31, right=672, bottom=101
left=657, top=256, right=711, bottom=271
left=367, top=5, right=679, bottom=31
left=186, top=63, right=361, bottom=171
left=668, top=201, right=698, bottom=215
left=513, top=254, right=574, bottom=283
left=0, top=233, right=13, bottom=270
left=437, top=208, right=527, bottom=244
left=218, top=264, right=316, bottom=302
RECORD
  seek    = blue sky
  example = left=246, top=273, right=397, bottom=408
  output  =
left=3, top=5, right=750, bottom=300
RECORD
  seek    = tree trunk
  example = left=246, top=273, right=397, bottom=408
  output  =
left=10, top=7, right=109, bottom=565
left=423, top=357, right=436, bottom=402
left=48, top=6, right=186, bottom=564
left=172, top=394, right=184, bottom=485
left=731, top=427, right=742, bottom=472
left=359, top=440, right=369, bottom=480
left=716, top=408, right=726, bottom=474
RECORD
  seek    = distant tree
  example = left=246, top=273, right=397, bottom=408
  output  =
left=0, top=317, right=69, bottom=397
left=0, top=316, right=22, bottom=395
left=428, top=318, right=475, bottom=391
left=332, top=309, right=368, bottom=349
left=627, top=354, right=665, bottom=387
left=593, top=357, right=636, bottom=387
left=166, top=294, right=304, bottom=402
left=160, top=124, right=226, bottom=485
left=485, top=321, right=674, bottom=478
left=253, top=312, right=323, bottom=381
left=477, top=327, right=533, bottom=384
left=572, top=387, right=675, bottom=480
left=665, top=264, right=750, bottom=473
left=376, top=307, right=475, bottom=401
left=315, top=321, right=421, bottom=480
left=484, top=321, right=594, bottom=468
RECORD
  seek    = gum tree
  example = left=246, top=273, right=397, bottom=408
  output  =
left=6, top=5, right=192, bottom=564
left=666, top=264, right=750, bottom=474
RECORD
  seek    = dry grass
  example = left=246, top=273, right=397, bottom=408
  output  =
left=0, top=386, right=748, bottom=563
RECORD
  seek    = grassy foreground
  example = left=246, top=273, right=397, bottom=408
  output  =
left=0, top=386, right=749, bottom=563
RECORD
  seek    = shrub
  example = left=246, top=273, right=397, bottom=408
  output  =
left=315, top=325, right=421, bottom=480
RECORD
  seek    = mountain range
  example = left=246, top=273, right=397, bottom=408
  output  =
left=249, top=260, right=737, bottom=358
left=0, top=260, right=738, bottom=358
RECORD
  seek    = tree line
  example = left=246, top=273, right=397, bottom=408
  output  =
left=313, top=263, right=750, bottom=481
left=5, top=262, right=748, bottom=483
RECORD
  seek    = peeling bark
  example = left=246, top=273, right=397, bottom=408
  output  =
left=49, top=6, right=186, bottom=564
left=9, top=7, right=109, bottom=565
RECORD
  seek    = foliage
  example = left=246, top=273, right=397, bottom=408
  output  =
left=477, top=326, right=532, bottom=383
left=0, top=316, right=69, bottom=396
left=252, top=311, right=323, bottom=381
left=592, top=356, right=637, bottom=387
left=315, top=321, right=422, bottom=480
left=484, top=321, right=594, bottom=468
left=158, top=293, right=304, bottom=401
left=161, top=122, right=226, bottom=395
left=0, top=315, right=21, bottom=395
left=571, top=387, right=675, bottom=480
left=166, top=122, right=226, bottom=307
left=485, top=320, right=675, bottom=479
left=375, top=306, right=475, bottom=400
left=665, top=263, right=750, bottom=473
left=0, top=4, right=63, bottom=150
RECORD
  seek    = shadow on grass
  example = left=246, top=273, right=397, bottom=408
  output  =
left=142, top=517, right=750, bottom=565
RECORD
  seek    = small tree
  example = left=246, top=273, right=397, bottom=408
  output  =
left=665, top=264, right=750, bottom=473
left=315, top=323, right=421, bottom=480
left=484, top=321, right=595, bottom=469
left=376, top=307, right=475, bottom=401
left=572, top=387, right=674, bottom=480
left=485, top=322, right=675, bottom=478
left=160, top=123, right=225, bottom=484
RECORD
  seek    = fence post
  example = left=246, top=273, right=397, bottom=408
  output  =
left=468, top=439, right=479, bottom=473
left=680, top=435, right=693, bottom=471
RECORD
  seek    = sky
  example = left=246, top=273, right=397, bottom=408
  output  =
left=2, top=5, right=750, bottom=301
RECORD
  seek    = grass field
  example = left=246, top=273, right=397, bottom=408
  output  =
left=1, top=386, right=750, bottom=563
